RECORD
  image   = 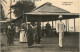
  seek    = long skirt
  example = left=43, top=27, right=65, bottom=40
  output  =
left=59, top=32, right=64, bottom=47
left=20, top=31, right=27, bottom=42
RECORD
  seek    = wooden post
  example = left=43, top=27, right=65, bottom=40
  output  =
left=25, top=16, right=28, bottom=46
left=55, top=21, right=56, bottom=28
left=68, top=19, right=69, bottom=32
left=52, top=21, right=53, bottom=29
left=74, top=18, right=75, bottom=32
left=26, top=16, right=28, bottom=30
left=52, top=21, right=53, bottom=36
left=65, top=20, right=67, bottom=32
left=23, top=10, right=24, bottom=23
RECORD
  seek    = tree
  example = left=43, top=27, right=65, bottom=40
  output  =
left=11, top=1, right=36, bottom=18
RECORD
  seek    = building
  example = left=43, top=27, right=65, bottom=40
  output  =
left=25, top=2, right=79, bottom=32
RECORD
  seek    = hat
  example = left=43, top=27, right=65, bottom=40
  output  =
left=59, top=15, right=63, bottom=20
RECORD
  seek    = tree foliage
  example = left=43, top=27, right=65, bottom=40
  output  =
left=11, top=1, right=36, bottom=18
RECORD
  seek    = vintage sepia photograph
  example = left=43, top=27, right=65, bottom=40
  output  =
left=0, top=0, right=79, bottom=52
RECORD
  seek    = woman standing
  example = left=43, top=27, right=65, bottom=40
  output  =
left=20, top=23, right=27, bottom=43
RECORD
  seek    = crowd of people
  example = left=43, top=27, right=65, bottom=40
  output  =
left=7, top=18, right=65, bottom=48
left=7, top=22, right=54, bottom=46
left=7, top=22, right=41, bottom=47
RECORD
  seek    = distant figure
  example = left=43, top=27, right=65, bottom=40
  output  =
left=57, top=18, right=65, bottom=48
left=31, top=22, right=41, bottom=44
left=20, top=23, right=27, bottom=43
left=7, top=24, right=12, bottom=45
left=45, top=23, right=51, bottom=36
left=33, top=22, right=38, bottom=44
left=27, top=23, right=34, bottom=47
left=37, top=22, right=41, bottom=44
left=41, top=27, right=45, bottom=37
left=11, top=23, right=15, bottom=44
left=15, top=26, right=19, bottom=38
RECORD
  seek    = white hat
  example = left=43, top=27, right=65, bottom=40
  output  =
left=59, top=15, right=63, bottom=19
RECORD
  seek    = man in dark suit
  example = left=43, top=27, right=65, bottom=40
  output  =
left=7, top=24, right=12, bottom=45
left=27, top=23, right=34, bottom=47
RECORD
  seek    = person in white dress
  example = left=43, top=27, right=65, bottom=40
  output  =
left=20, top=23, right=27, bottom=43
left=57, top=15, right=65, bottom=48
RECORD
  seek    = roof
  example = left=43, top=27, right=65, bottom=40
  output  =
left=25, top=13, right=79, bottom=15
left=25, top=2, right=70, bottom=15
left=20, top=2, right=79, bottom=22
